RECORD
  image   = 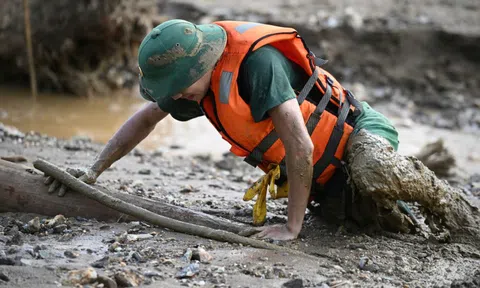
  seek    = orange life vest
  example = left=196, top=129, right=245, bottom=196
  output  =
left=200, top=21, right=362, bottom=185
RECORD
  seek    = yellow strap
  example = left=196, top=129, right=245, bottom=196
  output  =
left=243, top=164, right=289, bottom=225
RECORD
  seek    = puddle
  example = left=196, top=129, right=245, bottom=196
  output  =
left=0, top=86, right=230, bottom=158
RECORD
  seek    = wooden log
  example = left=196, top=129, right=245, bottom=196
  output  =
left=32, top=159, right=319, bottom=258
left=0, top=159, right=247, bottom=233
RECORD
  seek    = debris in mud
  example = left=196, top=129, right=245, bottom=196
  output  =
left=65, top=267, right=97, bottom=286
left=64, top=250, right=79, bottom=259
left=415, top=139, right=456, bottom=178
left=0, top=271, right=9, bottom=282
left=114, top=269, right=144, bottom=287
left=138, top=168, right=151, bottom=175
left=0, top=155, right=27, bottom=163
left=0, top=249, right=22, bottom=266
left=25, top=217, right=41, bottom=233
left=176, top=262, right=200, bottom=279
left=182, top=248, right=193, bottom=263
left=282, top=278, right=304, bottom=288
left=97, top=275, right=118, bottom=288
left=179, top=184, right=200, bottom=193
left=192, top=247, right=213, bottom=264
left=21, top=214, right=72, bottom=236
left=63, top=136, right=94, bottom=151
left=358, top=257, right=380, bottom=273
left=91, top=256, right=111, bottom=269
left=451, top=270, right=480, bottom=288
left=46, top=214, right=67, bottom=228
left=465, top=174, right=480, bottom=197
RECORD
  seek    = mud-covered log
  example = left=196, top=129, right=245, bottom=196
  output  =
left=0, top=159, right=247, bottom=233
left=0, top=0, right=165, bottom=96
left=346, top=130, right=480, bottom=238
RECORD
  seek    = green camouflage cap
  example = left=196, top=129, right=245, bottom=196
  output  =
left=138, top=19, right=226, bottom=103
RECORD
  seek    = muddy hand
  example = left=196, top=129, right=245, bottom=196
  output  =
left=250, top=224, right=298, bottom=241
left=44, top=167, right=97, bottom=197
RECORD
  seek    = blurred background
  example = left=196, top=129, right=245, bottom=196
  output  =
left=0, top=0, right=479, bottom=169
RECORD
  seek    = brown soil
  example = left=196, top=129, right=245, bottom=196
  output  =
left=1, top=124, right=480, bottom=288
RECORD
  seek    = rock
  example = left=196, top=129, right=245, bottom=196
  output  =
left=46, top=214, right=67, bottom=228
left=0, top=271, right=9, bottom=282
left=179, top=185, right=199, bottom=193
left=0, top=250, right=21, bottom=266
left=332, top=265, right=346, bottom=273
left=176, top=263, right=200, bottom=279
left=66, top=267, right=97, bottom=285
left=214, top=157, right=236, bottom=171
left=109, top=242, right=122, bottom=252
left=64, top=250, right=79, bottom=259
left=282, top=278, right=303, bottom=288
left=358, top=257, right=380, bottom=273
left=192, top=247, right=213, bottom=264
left=348, top=243, right=367, bottom=250
left=265, top=268, right=275, bottom=279
left=26, top=217, right=41, bottom=233
left=114, top=269, right=144, bottom=287
left=38, top=249, right=55, bottom=260
left=143, top=271, right=163, bottom=278
left=53, top=224, right=68, bottom=234
left=273, top=267, right=288, bottom=278
left=131, top=251, right=145, bottom=263
left=126, top=234, right=153, bottom=242
left=138, top=169, right=151, bottom=175
left=46, top=215, right=66, bottom=228
left=92, top=256, right=110, bottom=268
left=97, top=275, right=118, bottom=288
left=6, top=245, right=21, bottom=254
left=6, top=230, right=24, bottom=246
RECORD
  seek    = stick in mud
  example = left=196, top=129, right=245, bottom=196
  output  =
left=346, top=130, right=480, bottom=240
left=33, top=159, right=318, bottom=259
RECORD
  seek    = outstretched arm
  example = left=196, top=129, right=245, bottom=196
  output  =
left=45, top=102, right=169, bottom=196
left=253, top=98, right=313, bottom=240
left=90, top=102, right=169, bottom=177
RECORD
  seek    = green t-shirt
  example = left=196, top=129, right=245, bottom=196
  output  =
left=154, top=45, right=399, bottom=149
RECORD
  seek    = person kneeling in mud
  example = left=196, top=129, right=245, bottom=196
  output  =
left=44, top=20, right=480, bottom=241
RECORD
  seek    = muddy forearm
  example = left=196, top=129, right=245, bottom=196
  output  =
left=90, top=103, right=166, bottom=177
left=285, top=146, right=313, bottom=235
left=90, top=123, right=155, bottom=176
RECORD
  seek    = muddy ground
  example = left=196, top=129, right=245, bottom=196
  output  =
left=1, top=123, right=480, bottom=288
left=1, top=0, right=480, bottom=287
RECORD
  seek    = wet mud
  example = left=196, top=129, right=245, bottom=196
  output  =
left=1, top=124, right=480, bottom=287
left=347, top=130, right=480, bottom=241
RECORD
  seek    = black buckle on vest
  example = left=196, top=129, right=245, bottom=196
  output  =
left=346, top=90, right=362, bottom=117
left=244, top=147, right=263, bottom=167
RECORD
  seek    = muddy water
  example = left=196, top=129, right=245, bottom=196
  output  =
left=0, top=87, right=230, bottom=158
